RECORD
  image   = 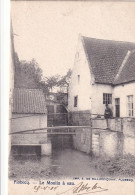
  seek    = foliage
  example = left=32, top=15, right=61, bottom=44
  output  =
left=14, top=52, right=20, bottom=66
left=19, top=59, right=43, bottom=83
left=57, top=69, right=72, bottom=87
left=45, top=74, right=61, bottom=91
left=14, top=52, right=72, bottom=93
left=94, top=154, right=135, bottom=177
left=44, top=68, right=72, bottom=92
left=14, top=52, right=47, bottom=91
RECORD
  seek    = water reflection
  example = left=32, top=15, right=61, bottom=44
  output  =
left=9, top=149, right=100, bottom=180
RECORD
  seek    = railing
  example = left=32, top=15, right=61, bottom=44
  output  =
left=10, top=113, right=135, bottom=120
left=9, top=125, right=119, bottom=135
left=9, top=126, right=91, bottom=135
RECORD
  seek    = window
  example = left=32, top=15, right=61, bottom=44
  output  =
left=78, top=75, right=80, bottom=84
left=127, top=95, right=134, bottom=117
left=103, top=93, right=112, bottom=104
left=74, top=96, right=78, bottom=107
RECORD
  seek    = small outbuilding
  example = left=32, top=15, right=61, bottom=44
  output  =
left=10, top=88, right=51, bottom=155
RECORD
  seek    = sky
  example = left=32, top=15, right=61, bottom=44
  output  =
left=11, top=1, right=135, bottom=77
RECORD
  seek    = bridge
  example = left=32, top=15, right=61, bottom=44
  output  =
left=9, top=123, right=119, bottom=156
left=9, top=109, right=135, bottom=158
left=9, top=125, right=118, bottom=136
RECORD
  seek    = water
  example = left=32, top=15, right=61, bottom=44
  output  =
left=9, top=148, right=101, bottom=180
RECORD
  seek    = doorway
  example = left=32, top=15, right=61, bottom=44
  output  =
left=115, top=98, right=120, bottom=117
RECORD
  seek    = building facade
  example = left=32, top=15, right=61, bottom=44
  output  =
left=68, top=35, right=135, bottom=117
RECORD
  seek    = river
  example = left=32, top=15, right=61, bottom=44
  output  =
left=9, top=148, right=101, bottom=180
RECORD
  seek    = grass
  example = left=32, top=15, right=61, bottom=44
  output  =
left=94, top=154, right=135, bottom=177
left=8, top=155, right=61, bottom=180
left=9, top=153, right=135, bottom=179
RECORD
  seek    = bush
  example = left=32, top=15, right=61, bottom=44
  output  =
left=95, top=154, right=135, bottom=177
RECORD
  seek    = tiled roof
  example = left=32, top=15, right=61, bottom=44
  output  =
left=13, top=88, right=47, bottom=114
left=114, top=51, right=135, bottom=85
left=82, top=36, right=135, bottom=84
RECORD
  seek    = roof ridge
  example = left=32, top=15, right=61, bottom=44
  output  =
left=113, top=50, right=131, bottom=83
left=130, top=49, right=135, bottom=54
left=82, top=35, right=135, bottom=84
left=113, top=50, right=135, bottom=85
left=82, top=36, right=135, bottom=45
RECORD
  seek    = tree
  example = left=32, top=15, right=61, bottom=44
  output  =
left=15, top=52, right=43, bottom=83
left=14, top=52, right=47, bottom=91
left=45, top=74, right=61, bottom=92
left=14, top=52, right=20, bottom=67
left=43, top=69, right=72, bottom=93
left=57, top=68, right=72, bottom=88
left=19, top=58, right=43, bottom=83
left=14, top=52, right=72, bottom=94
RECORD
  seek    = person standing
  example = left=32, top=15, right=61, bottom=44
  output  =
left=104, top=104, right=113, bottom=129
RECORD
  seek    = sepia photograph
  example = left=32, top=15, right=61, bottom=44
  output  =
left=8, top=0, right=135, bottom=194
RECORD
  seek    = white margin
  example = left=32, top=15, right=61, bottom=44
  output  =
left=1, top=0, right=10, bottom=195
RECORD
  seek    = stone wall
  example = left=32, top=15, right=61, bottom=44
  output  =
left=10, top=114, right=48, bottom=145
left=69, top=111, right=92, bottom=154
left=10, top=114, right=51, bottom=155
left=122, top=118, right=135, bottom=156
left=68, top=110, right=91, bottom=126
left=92, top=118, right=122, bottom=131
left=98, top=130, right=123, bottom=158
left=70, top=111, right=135, bottom=157
left=48, top=113, right=68, bottom=127
left=92, top=118, right=135, bottom=156
left=73, top=127, right=92, bottom=154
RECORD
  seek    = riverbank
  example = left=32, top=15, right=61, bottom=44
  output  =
left=9, top=149, right=100, bottom=180
left=9, top=149, right=135, bottom=180
left=94, top=154, right=135, bottom=177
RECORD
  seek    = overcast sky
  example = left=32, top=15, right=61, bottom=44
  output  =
left=11, top=1, right=135, bottom=77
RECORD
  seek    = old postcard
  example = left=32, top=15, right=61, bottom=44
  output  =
left=8, top=0, right=135, bottom=194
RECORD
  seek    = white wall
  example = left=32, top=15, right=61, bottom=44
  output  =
left=10, top=114, right=47, bottom=145
left=113, top=82, right=135, bottom=117
left=68, top=36, right=114, bottom=115
left=68, top=36, right=92, bottom=111
left=91, top=82, right=135, bottom=117
left=11, top=114, right=47, bottom=132
left=68, top=36, right=135, bottom=117
left=92, top=84, right=113, bottom=116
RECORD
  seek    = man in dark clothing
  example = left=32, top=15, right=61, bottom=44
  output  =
left=104, top=104, right=113, bottom=129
